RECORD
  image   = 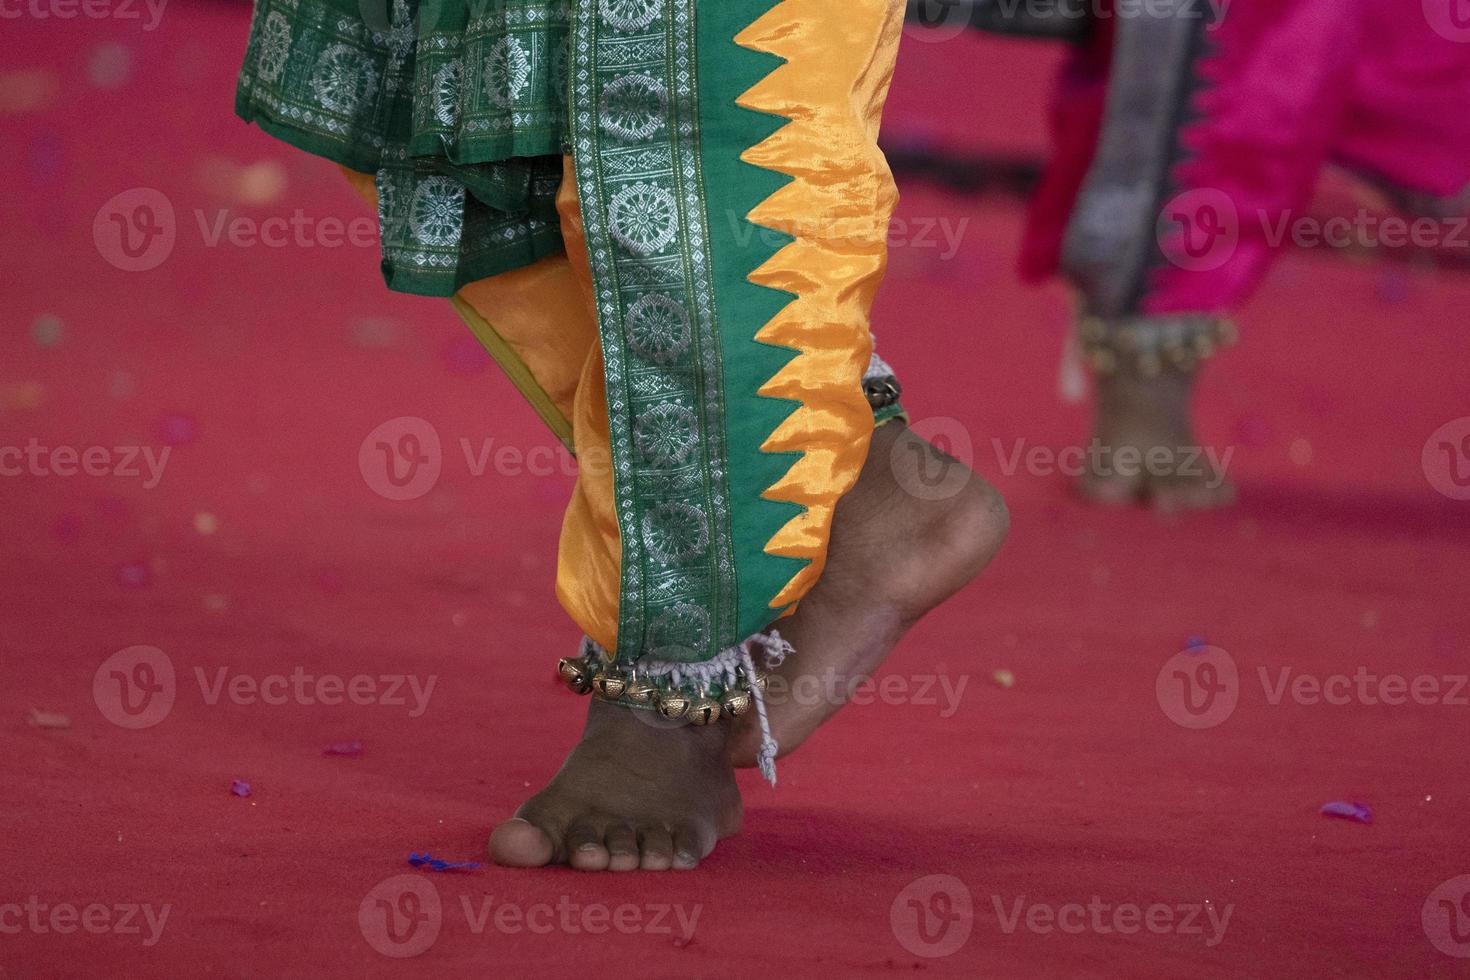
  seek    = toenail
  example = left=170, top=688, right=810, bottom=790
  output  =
left=578, top=843, right=601, bottom=851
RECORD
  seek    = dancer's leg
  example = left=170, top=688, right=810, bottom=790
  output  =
left=494, top=0, right=1009, bottom=869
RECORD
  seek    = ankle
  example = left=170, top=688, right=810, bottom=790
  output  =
left=583, top=699, right=734, bottom=762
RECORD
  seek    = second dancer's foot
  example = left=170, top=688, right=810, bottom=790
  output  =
left=1077, top=366, right=1236, bottom=512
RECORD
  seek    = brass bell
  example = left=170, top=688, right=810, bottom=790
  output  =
left=623, top=679, right=656, bottom=705
left=557, top=658, right=593, bottom=695
left=720, top=690, right=753, bottom=718
left=655, top=692, right=691, bottom=720
left=686, top=697, right=722, bottom=726
left=864, top=378, right=901, bottom=410
left=749, top=672, right=769, bottom=693
left=1088, top=349, right=1116, bottom=375
left=594, top=674, right=628, bottom=700
left=1165, top=343, right=1194, bottom=371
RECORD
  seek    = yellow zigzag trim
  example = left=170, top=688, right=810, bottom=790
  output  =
left=735, top=0, right=907, bottom=609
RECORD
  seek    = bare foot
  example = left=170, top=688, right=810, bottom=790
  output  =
left=1077, top=366, right=1235, bottom=512
left=489, top=700, right=741, bottom=871
left=730, top=421, right=1009, bottom=766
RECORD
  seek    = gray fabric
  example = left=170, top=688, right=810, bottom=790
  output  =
left=1060, top=0, right=1212, bottom=317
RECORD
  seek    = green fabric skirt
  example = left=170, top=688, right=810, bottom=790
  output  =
left=236, top=0, right=571, bottom=296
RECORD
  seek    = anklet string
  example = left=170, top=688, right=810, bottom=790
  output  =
left=557, top=631, right=793, bottom=786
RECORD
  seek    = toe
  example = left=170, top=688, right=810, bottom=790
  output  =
left=566, top=820, right=611, bottom=871
left=638, top=827, right=675, bottom=871
left=489, top=817, right=556, bottom=868
left=605, top=825, right=639, bottom=872
left=672, top=824, right=713, bottom=870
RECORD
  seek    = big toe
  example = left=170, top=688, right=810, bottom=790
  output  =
left=489, top=818, right=556, bottom=868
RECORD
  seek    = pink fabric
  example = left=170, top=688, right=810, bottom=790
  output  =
left=1024, top=0, right=1470, bottom=315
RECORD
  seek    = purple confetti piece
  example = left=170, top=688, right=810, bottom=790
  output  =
left=1233, top=414, right=1272, bottom=448
left=323, top=740, right=363, bottom=758
left=1185, top=635, right=1209, bottom=652
left=408, top=852, right=479, bottom=872
left=156, top=413, right=197, bottom=446
left=116, top=560, right=152, bottom=590
left=53, top=513, right=81, bottom=543
left=1319, top=801, right=1372, bottom=825
left=441, top=336, right=490, bottom=375
left=1375, top=268, right=1410, bottom=306
left=231, top=780, right=252, bottom=798
left=29, top=132, right=64, bottom=183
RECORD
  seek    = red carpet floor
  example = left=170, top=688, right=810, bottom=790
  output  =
left=4, top=7, right=1469, bottom=978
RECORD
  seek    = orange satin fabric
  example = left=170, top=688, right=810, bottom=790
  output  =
left=339, top=0, right=904, bottom=649
left=737, top=0, right=906, bottom=608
